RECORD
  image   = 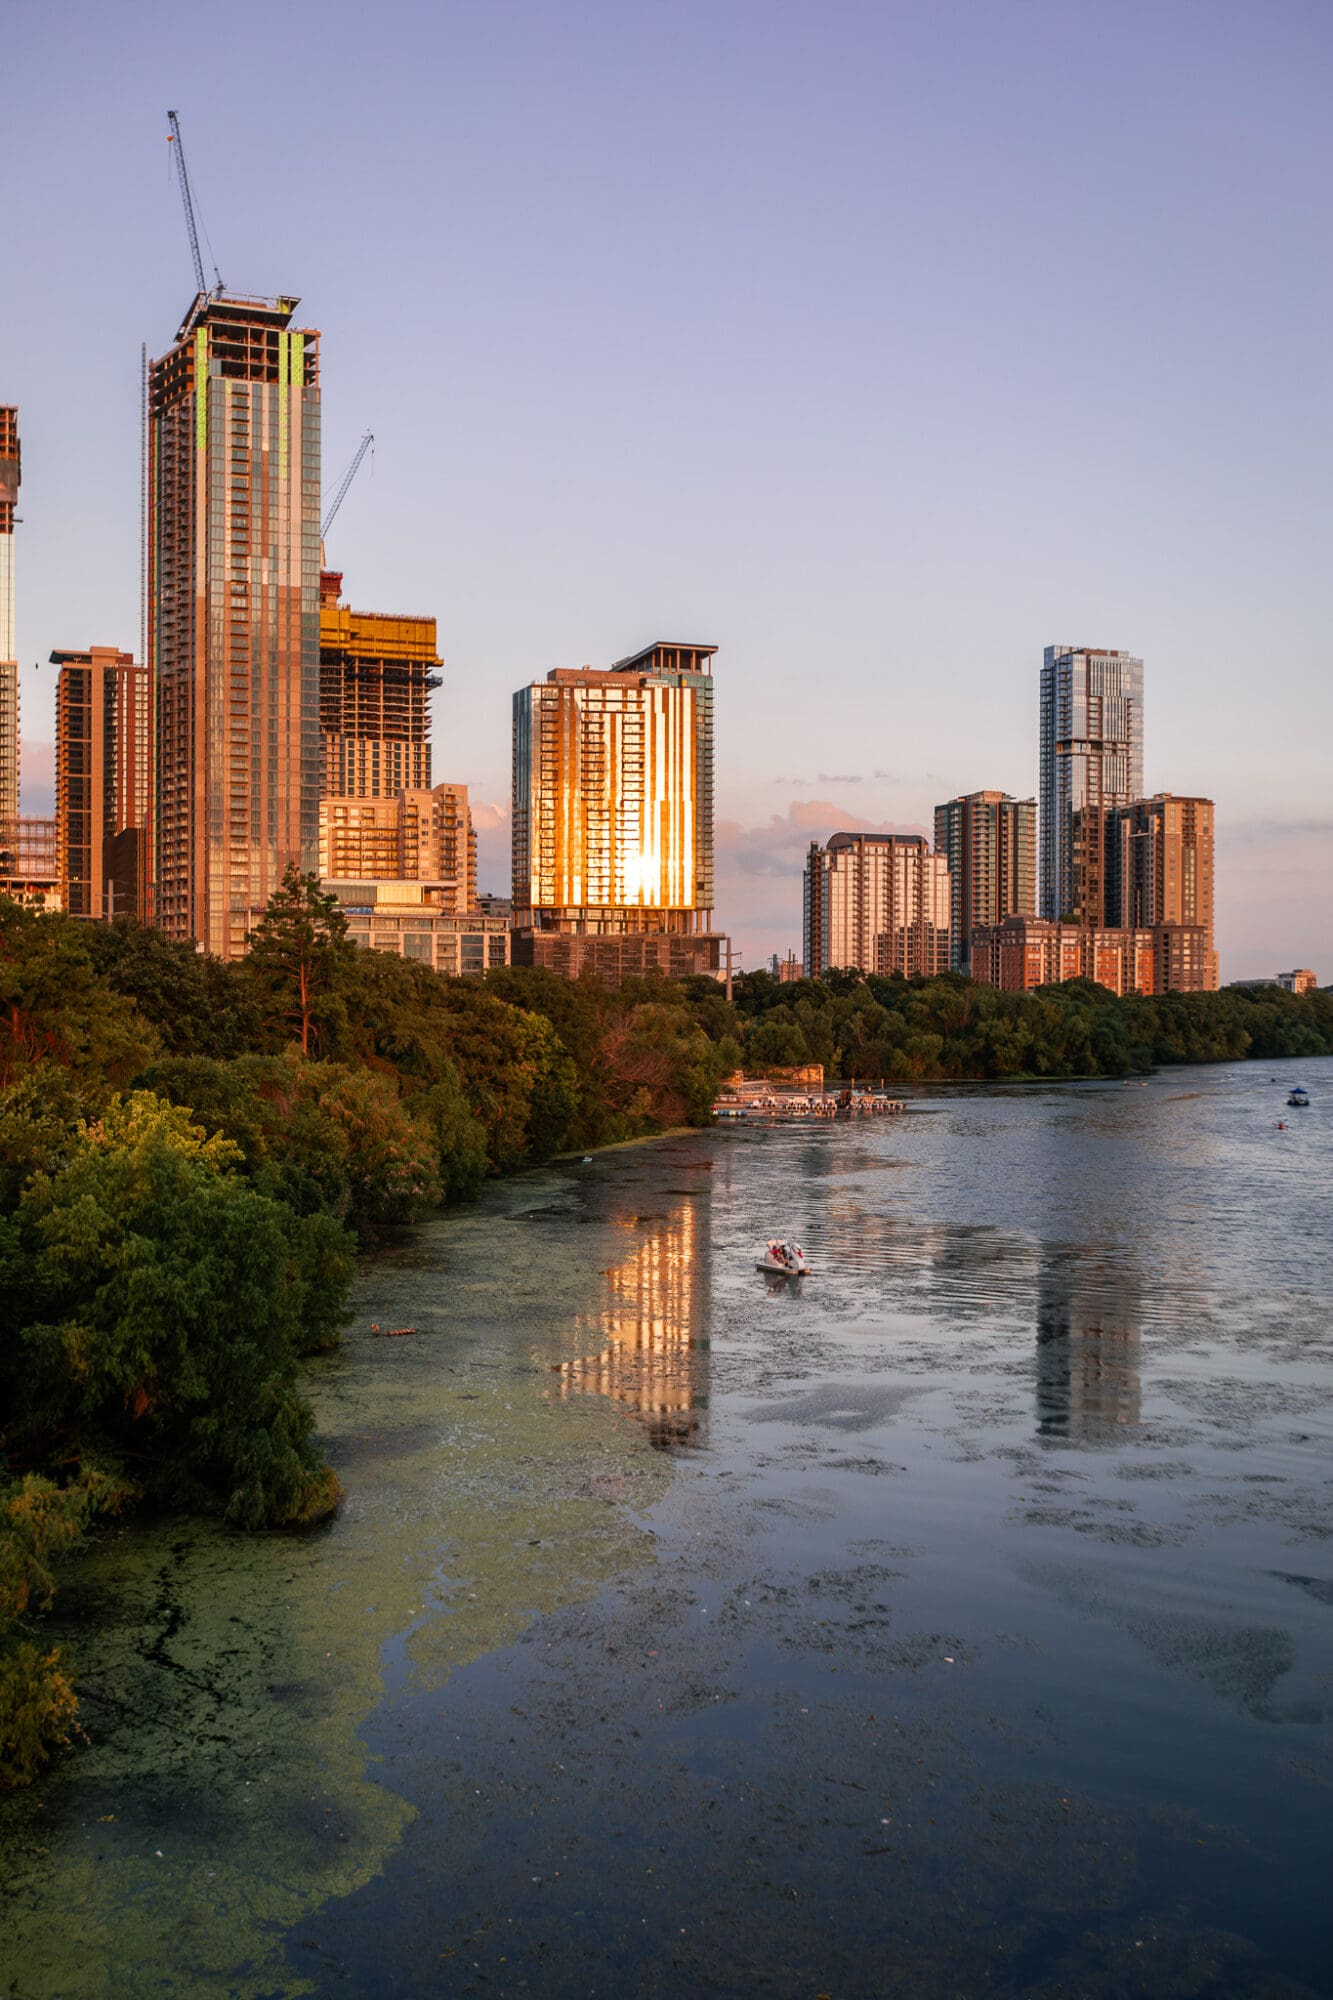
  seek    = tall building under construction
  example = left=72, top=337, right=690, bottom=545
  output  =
left=148, top=293, right=321, bottom=958
left=319, top=570, right=441, bottom=797
left=511, top=643, right=723, bottom=980
left=0, top=408, right=20, bottom=827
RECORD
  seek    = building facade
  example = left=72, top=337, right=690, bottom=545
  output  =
left=319, top=782, right=475, bottom=912
left=1276, top=968, right=1318, bottom=995
left=1104, top=793, right=1217, bottom=988
left=0, top=815, right=59, bottom=909
left=512, top=642, right=722, bottom=981
left=319, top=570, right=441, bottom=798
left=148, top=293, right=321, bottom=959
left=322, top=878, right=510, bottom=976
left=970, top=915, right=1211, bottom=997
left=933, top=790, right=1036, bottom=972
left=50, top=647, right=152, bottom=919
left=1039, top=644, right=1143, bottom=922
left=0, top=408, right=19, bottom=827
left=803, top=832, right=952, bottom=980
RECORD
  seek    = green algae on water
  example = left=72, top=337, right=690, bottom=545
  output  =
left=0, top=1172, right=682, bottom=2000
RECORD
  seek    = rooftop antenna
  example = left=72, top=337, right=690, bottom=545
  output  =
left=166, top=110, right=223, bottom=295
left=321, top=431, right=375, bottom=541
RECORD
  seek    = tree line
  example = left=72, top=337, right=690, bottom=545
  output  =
left=2, top=876, right=1328, bottom=1785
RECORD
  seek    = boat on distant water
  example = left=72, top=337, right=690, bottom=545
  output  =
left=758, top=1239, right=810, bottom=1276
left=1287, top=1086, right=1310, bottom=1108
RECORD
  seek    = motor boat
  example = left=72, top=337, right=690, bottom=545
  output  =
left=758, top=1239, right=810, bottom=1276
left=1287, top=1086, right=1310, bottom=1108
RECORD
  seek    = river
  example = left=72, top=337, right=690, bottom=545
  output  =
left=2, top=1059, right=1331, bottom=1998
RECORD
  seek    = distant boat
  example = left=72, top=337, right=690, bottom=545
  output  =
left=1287, top=1086, right=1310, bottom=1108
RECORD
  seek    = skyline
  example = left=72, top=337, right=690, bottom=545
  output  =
left=5, top=0, right=1331, bottom=978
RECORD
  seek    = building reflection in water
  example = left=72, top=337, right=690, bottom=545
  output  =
left=1035, top=1247, right=1142, bottom=1441
left=558, top=1196, right=709, bottom=1450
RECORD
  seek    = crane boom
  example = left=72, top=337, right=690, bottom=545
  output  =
left=321, top=431, right=374, bottom=540
left=167, top=110, right=221, bottom=296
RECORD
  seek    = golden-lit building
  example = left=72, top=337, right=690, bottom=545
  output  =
left=803, top=832, right=952, bottom=980
left=50, top=647, right=151, bottom=920
left=969, top=915, right=1213, bottom=996
left=319, top=782, right=475, bottom=912
left=1277, top=968, right=1318, bottom=995
left=512, top=642, right=723, bottom=981
left=0, top=407, right=19, bottom=827
left=322, top=878, right=509, bottom=975
left=1104, top=794, right=1217, bottom=989
left=0, top=815, right=59, bottom=910
left=934, top=790, right=1036, bottom=972
left=319, top=570, right=441, bottom=798
left=149, top=293, right=321, bottom=959
left=558, top=1196, right=709, bottom=1450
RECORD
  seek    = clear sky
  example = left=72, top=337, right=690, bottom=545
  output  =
left=6, top=0, right=1330, bottom=979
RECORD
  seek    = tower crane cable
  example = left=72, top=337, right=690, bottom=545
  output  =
left=321, top=431, right=375, bottom=541
left=166, top=111, right=223, bottom=296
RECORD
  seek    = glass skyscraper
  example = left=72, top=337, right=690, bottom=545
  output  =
left=148, top=293, right=321, bottom=958
left=1039, top=644, right=1143, bottom=922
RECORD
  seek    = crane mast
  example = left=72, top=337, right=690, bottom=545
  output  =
left=321, top=431, right=375, bottom=540
left=167, top=110, right=221, bottom=296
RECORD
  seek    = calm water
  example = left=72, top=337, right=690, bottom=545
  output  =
left=3, top=1060, right=1332, bottom=1999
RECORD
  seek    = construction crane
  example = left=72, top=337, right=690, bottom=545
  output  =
left=321, top=431, right=374, bottom=540
left=167, top=110, right=222, bottom=296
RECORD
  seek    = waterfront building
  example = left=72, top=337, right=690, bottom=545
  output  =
left=0, top=815, right=59, bottom=910
left=1103, top=793, right=1217, bottom=987
left=476, top=891, right=512, bottom=922
left=970, top=915, right=1212, bottom=997
left=319, top=570, right=441, bottom=798
left=1276, top=968, right=1319, bottom=994
left=148, top=292, right=320, bottom=959
left=933, top=790, right=1036, bottom=973
left=322, top=878, right=510, bottom=975
left=50, top=647, right=152, bottom=920
left=803, top=832, right=951, bottom=981
left=512, top=642, right=724, bottom=982
left=0, top=408, right=19, bottom=827
left=1039, top=644, right=1143, bottom=923
left=319, top=782, right=475, bottom=912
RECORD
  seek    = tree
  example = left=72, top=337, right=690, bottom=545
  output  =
left=244, top=868, right=352, bottom=1056
left=0, top=900, right=156, bottom=1093
left=5, top=1094, right=349, bottom=1527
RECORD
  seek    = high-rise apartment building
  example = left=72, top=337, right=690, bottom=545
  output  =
left=148, top=293, right=320, bottom=959
left=512, top=643, right=722, bottom=980
left=1039, top=644, right=1143, bottom=923
left=1104, top=793, right=1217, bottom=989
left=933, top=790, right=1036, bottom=972
left=319, top=781, right=475, bottom=911
left=319, top=570, right=441, bottom=798
left=803, top=833, right=952, bottom=980
left=0, top=408, right=20, bottom=827
left=50, top=647, right=152, bottom=919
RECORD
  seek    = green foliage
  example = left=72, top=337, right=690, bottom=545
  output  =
left=0, top=1467, right=128, bottom=1788
left=0, top=899, right=157, bottom=1093
left=82, top=919, right=260, bottom=1059
left=3, top=1093, right=350, bottom=1528
left=244, top=867, right=353, bottom=1056
left=728, top=970, right=1333, bottom=1080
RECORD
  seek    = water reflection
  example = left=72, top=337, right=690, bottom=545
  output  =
left=1035, top=1247, right=1142, bottom=1441
left=559, top=1196, right=710, bottom=1449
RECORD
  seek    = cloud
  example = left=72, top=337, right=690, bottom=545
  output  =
left=715, top=800, right=929, bottom=881
left=815, top=772, right=862, bottom=784
left=469, top=799, right=511, bottom=832
left=19, top=741, right=55, bottom=816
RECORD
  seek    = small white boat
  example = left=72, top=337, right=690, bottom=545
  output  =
left=758, top=1239, right=810, bottom=1276
left=1287, top=1086, right=1310, bottom=1108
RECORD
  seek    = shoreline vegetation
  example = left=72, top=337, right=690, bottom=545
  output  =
left=2, top=873, right=1330, bottom=1785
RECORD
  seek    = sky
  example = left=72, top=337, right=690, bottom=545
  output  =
left=5, top=0, right=1331, bottom=979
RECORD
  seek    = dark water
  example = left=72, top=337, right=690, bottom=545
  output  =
left=3, top=1061, right=1332, bottom=1998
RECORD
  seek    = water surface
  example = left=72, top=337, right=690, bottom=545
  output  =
left=3, top=1061, right=1331, bottom=1998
